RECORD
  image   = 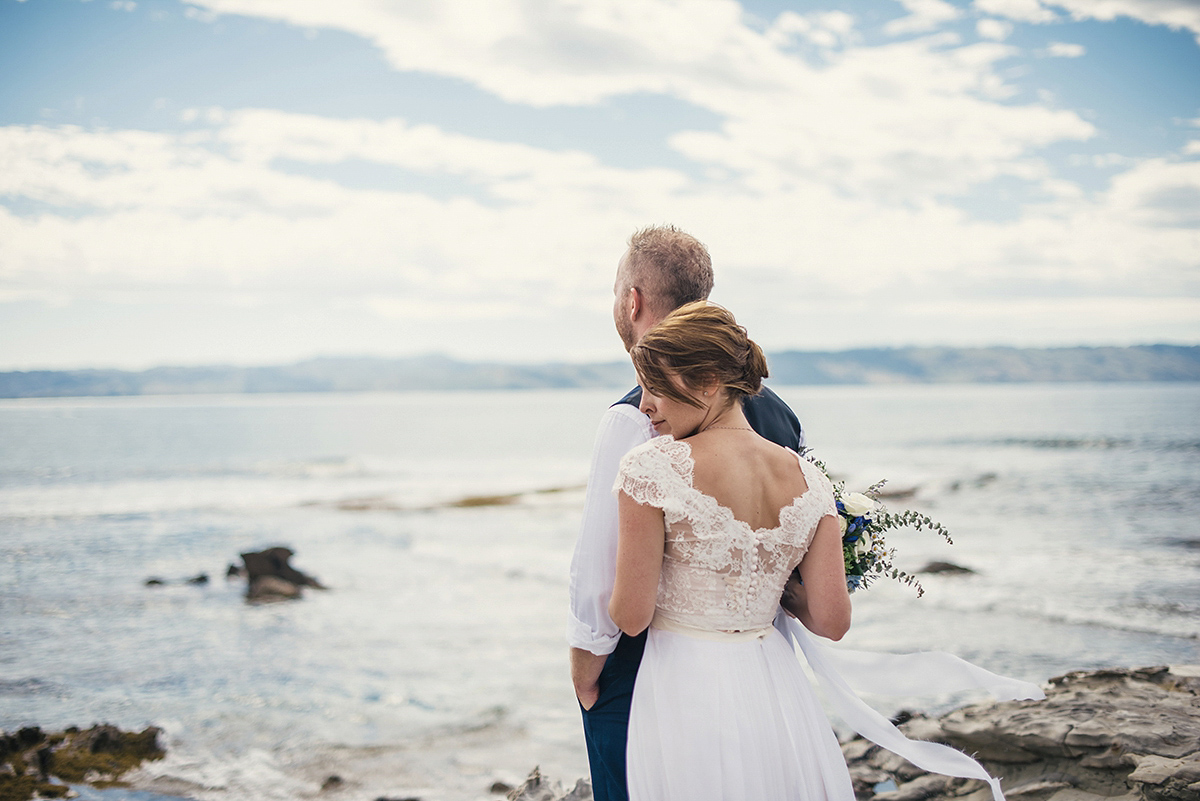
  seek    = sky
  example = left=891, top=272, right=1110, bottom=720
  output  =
left=1, top=0, right=1198, bottom=370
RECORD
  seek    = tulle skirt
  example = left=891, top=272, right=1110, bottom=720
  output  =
left=627, top=625, right=855, bottom=801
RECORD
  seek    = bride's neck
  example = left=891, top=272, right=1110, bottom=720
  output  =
left=691, top=398, right=749, bottom=436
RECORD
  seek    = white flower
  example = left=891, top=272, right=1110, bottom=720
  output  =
left=842, top=492, right=875, bottom=518
left=853, top=531, right=873, bottom=556
left=838, top=515, right=848, bottom=536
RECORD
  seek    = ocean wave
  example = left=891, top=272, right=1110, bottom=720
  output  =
left=913, top=591, right=1200, bottom=641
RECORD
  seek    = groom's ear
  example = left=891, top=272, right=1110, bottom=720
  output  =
left=627, top=285, right=644, bottom=321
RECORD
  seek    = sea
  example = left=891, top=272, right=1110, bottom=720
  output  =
left=1, top=383, right=1198, bottom=801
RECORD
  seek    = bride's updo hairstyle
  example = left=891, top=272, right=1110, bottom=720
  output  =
left=632, top=301, right=769, bottom=409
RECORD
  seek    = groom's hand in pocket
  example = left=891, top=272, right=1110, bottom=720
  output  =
left=571, top=647, right=607, bottom=710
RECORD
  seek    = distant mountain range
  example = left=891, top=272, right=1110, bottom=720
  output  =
left=2, top=345, right=1198, bottom=398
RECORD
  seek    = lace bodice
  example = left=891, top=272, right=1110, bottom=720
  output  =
left=614, top=435, right=837, bottom=633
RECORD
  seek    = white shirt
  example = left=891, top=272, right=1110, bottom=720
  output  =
left=566, top=401, right=655, bottom=655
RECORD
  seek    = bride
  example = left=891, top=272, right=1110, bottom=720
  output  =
left=608, top=301, right=1039, bottom=801
left=609, top=300, right=856, bottom=800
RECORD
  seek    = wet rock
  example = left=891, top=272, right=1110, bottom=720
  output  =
left=320, top=774, right=344, bottom=791
left=240, top=547, right=324, bottom=590
left=916, top=561, right=976, bottom=575
left=226, top=563, right=243, bottom=579
left=246, top=575, right=302, bottom=602
left=185, top=573, right=209, bottom=585
left=0, top=724, right=164, bottom=801
left=490, top=780, right=515, bottom=794
left=841, top=665, right=1200, bottom=800
left=143, top=578, right=165, bottom=586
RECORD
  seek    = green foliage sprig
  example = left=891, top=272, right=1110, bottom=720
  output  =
left=804, top=452, right=954, bottom=598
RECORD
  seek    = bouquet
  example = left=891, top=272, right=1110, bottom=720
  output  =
left=809, top=455, right=953, bottom=597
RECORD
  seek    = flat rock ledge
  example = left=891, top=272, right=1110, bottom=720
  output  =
left=845, top=665, right=1200, bottom=801
left=0, top=724, right=164, bottom=801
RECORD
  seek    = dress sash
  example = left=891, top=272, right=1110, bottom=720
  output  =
left=774, top=612, right=1045, bottom=801
left=651, top=612, right=773, bottom=642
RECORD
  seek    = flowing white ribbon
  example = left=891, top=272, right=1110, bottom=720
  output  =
left=774, top=613, right=1045, bottom=801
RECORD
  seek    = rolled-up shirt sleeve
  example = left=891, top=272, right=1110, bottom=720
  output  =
left=567, top=403, right=654, bottom=655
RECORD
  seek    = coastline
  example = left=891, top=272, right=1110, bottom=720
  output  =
left=10, top=664, right=1197, bottom=801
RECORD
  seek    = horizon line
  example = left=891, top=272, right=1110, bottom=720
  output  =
left=2, top=341, right=1199, bottom=375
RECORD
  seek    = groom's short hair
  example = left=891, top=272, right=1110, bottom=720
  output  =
left=626, top=225, right=713, bottom=314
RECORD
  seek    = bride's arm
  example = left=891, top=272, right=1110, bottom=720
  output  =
left=790, top=515, right=852, bottom=641
left=608, top=490, right=666, bottom=637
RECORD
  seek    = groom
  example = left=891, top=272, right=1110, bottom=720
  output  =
left=567, top=225, right=806, bottom=801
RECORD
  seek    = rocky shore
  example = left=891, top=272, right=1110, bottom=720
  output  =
left=6, top=666, right=1195, bottom=801
left=843, top=665, right=1200, bottom=801
left=0, top=724, right=164, bottom=801
left=511, top=665, right=1200, bottom=801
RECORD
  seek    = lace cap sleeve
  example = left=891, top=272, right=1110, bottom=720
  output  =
left=799, top=456, right=838, bottom=519
left=613, top=435, right=693, bottom=510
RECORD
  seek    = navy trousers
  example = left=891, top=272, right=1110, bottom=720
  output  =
left=579, top=630, right=646, bottom=801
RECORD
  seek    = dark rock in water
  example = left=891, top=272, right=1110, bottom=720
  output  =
left=917, top=561, right=976, bottom=575
left=0, top=724, right=164, bottom=801
left=320, top=774, right=344, bottom=791
left=842, top=664, right=1200, bottom=801
left=490, top=780, right=515, bottom=793
left=226, top=563, right=243, bottom=578
left=374, top=797, right=422, bottom=801
left=186, top=573, right=209, bottom=585
left=240, top=547, right=325, bottom=591
left=247, top=575, right=302, bottom=602
left=143, top=578, right=166, bottom=586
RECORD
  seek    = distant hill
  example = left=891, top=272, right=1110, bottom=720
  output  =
left=1, top=345, right=1197, bottom=399
left=767, top=344, right=1200, bottom=384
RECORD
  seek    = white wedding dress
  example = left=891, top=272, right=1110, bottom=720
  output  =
left=615, top=435, right=855, bottom=801
left=614, top=435, right=1045, bottom=801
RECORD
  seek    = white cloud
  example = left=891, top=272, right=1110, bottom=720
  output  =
left=884, top=0, right=963, bottom=35
left=1069, top=152, right=1138, bottom=167
left=974, top=0, right=1200, bottom=43
left=1045, top=41, right=1086, bottom=56
left=1, top=106, right=1194, bottom=360
left=181, top=0, right=1094, bottom=205
left=767, top=10, right=856, bottom=49
left=977, top=18, right=1015, bottom=39
left=1052, top=0, right=1200, bottom=44
left=1, top=1, right=1194, bottom=363
left=972, top=0, right=1059, bottom=24
left=1184, top=140, right=1200, bottom=155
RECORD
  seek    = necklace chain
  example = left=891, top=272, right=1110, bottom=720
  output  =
left=703, top=425, right=754, bottom=432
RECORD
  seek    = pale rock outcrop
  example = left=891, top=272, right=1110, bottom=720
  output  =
left=845, top=665, right=1200, bottom=801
